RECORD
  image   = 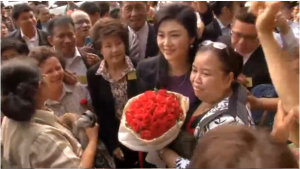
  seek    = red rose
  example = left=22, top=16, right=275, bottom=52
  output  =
left=140, top=130, right=153, bottom=140
left=150, top=120, right=168, bottom=138
left=164, top=114, right=176, bottom=130
left=158, top=89, right=168, bottom=97
left=80, top=98, right=88, bottom=105
left=125, top=89, right=184, bottom=140
left=152, top=106, right=167, bottom=120
left=144, top=91, right=156, bottom=100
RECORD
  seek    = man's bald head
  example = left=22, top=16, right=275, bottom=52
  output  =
left=71, top=10, right=92, bottom=39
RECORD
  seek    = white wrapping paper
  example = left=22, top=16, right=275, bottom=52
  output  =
left=118, top=91, right=189, bottom=167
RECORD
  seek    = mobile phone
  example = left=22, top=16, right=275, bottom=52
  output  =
left=85, top=36, right=92, bottom=45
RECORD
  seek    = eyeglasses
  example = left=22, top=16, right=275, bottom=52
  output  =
left=231, top=30, right=258, bottom=42
left=200, top=40, right=227, bottom=50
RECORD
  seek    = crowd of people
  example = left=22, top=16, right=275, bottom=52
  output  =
left=0, top=1, right=299, bottom=168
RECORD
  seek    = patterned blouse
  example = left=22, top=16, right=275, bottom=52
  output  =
left=175, top=84, right=255, bottom=169
left=96, top=56, right=135, bottom=119
left=1, top=109, right=82, bottom=168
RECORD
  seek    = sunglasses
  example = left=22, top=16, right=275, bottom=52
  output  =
left=200, top=40, right=227, bottom=50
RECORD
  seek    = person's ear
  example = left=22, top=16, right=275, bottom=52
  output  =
left=47, top=36, right=54, bottom=46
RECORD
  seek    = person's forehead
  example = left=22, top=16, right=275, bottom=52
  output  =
left=71, top=11, right=89, bottom=20
left=232, top=20, right=257, bottom=33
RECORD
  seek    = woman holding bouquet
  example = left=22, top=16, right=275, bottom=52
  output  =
left=87, top=18, right=140, bottom=168
left=158, top=41, right=255, bottom=168
left=136, top=2, right=200, bottom=108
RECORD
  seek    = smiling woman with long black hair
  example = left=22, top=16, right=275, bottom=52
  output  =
left=136, top=2, right=200, bottom=108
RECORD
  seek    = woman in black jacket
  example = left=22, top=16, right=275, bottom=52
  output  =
left=87, top=17, right=139, bottom=168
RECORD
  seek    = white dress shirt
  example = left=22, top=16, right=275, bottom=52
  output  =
left=216, top=18, right=231, bottom=36
left=128, top=22, right=149, bottom=59
left=64, top=47, right=88, bottom=86
left=21, top=29, right=39, bottom=51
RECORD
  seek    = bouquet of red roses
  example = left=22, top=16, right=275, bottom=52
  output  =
left=118, top=89, right=189, bottom=166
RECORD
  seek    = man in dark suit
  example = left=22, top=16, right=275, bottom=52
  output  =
left=217, top=10, right=272, bottom=90
left=202, top=1, right=240, bottom=41
left=35, top=4, right=51, bottom=32
left=4, top=3, right=51, bottom=51
left=121, top=1, right=159, bottom=60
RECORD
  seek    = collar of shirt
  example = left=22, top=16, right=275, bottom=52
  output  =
left=95, top=56, right=136, bottom=82
left=128, top=21, right=148, bottom=36
left=44, top=83, right=74, bottom=106
left=21, top=29, right=38, bottom=41
left=215, top=17, right=229, bottom=30
left=234, top=48, right=254, bottom=65
left=33, top=109, right=58, bottom=126
left=73, top=47, right=82, bottom=58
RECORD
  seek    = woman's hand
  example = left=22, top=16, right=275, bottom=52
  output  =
left=113, top=147, right=124, bottom=161
left=237, top=74, right=248, bottom=87
left=63, top=70, right=78, bottom=85
left=86, top=123, right=99, bottom=142
left=86, top=53, right=101, bottom=66
left=247, top=93, right=263, bottom=110
left=271, top=100, right=296, bottom=143
left=255, top=1, right=282, bottom=35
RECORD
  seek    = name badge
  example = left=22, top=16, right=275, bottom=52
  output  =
left=246, top=77, right=253, bottom=88
left=77, top=75, right=87, bottom=84
left=127, top=71, right=137, bottom=80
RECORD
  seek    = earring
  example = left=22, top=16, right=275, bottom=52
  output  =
left=190, top=44, right=194, bottom=48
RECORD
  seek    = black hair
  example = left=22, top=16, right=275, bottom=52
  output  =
left=110, top=8, right=121, bottom=19
left=12, top=3, right=33, bottom=20
left=209, top=1, right=235, bottom=17
left=79, top=2, right=100, bottom=15
left=28, top=46, right=66, bottom=69
left=154, top=2, right=199, bottom=87
left=35, top=4, right=47, bottom=15
left=281, top=1, right=297, bottom=10
left=47, top=16, right=75, bottom=36
left=1, top=57, right=41, bottom=122
left=1, top=38, right=30, bottom=56
left=1, top=2, right=5, bottom=8
left=197, top=43, right=243, bottom=80
left=189, top=125, right=298, bottom=168
left=96, top=1, right=110, bottom=17
left=235, top=10, right=256, bottom=25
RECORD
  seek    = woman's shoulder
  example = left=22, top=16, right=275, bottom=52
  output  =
left=137, top=56, right=160, bottom=71
left=136, top=56, right=160, bottom=77
left=87, top=61, right=101, bottom=77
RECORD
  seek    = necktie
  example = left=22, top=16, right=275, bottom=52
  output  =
left=130, top=33, right=140, bottom=58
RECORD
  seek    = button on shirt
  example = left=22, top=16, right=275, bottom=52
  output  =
left=21, top=30, right=39, bottom=51
left=128, top=22, right=149, bottom=59
left=216, top=18, right=231, bottom=36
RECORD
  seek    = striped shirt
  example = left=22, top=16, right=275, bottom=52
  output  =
left=45, top=83, right=91, bottom=117
left=1, top=109, right=83, bottom=168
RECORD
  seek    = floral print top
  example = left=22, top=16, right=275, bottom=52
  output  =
left=96, top=56, right=135, bottom=119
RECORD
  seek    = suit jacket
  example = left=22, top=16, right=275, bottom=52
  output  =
left=136, top=56, right=161, bottom=93
left=217, top=35, right=272, bottom=89
left=128, top=22, right=159, bottom=59
left=145, top=23, right=159, bottom=58
left=86, top=58, right=139, bottom=155
left=4, top=28, right=51, bottom=51
left=202, top=18, right=222, bottom=41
